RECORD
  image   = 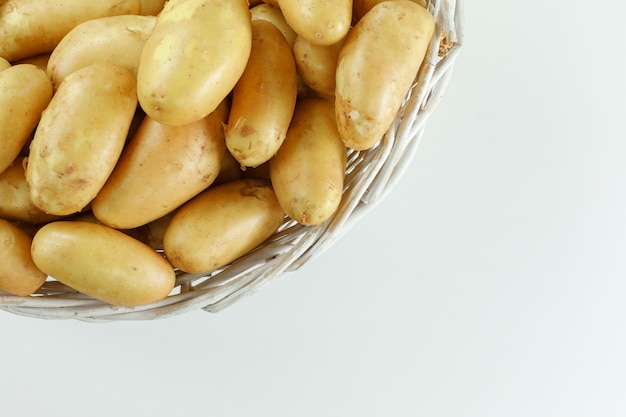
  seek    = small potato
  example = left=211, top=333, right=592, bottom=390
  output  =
left=269, top=98, right=347, bottom=225
left=164, top=179, right=285, bottom=273
left=335, top=1, right=435, bottom=150
left=276, top=0, right=351, bottom=46
left=250, top=3, right=297, bottom=48
left=0, top=0, right=141, bottom=62
left=31, top=221, right=176, bottom=307
left=92, top=101, right=227, bottom=229
left=293, top=35, right=344, bottom=97
left=352, top=0, right=428, bottom=22
left=0, top=57, right=10, bottom=71
left=0, top=64, right=53, bottom=174
left=137, top=0, right=251, bottom=126
left=47, top=15, right=157, bottom=89
left=226, top=20, right=297, bottom=168
left=0, top=219, right=47, bottom=297
left=0, top=158, right=62, bottom=224
left=15, top=53, right=50, bottom=71
left=26, top=63, right=138, bottom=216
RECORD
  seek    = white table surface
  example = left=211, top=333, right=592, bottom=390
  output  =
left=3, top=1, right=626, bottom=416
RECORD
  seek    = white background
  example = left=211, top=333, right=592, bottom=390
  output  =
left=2, top=1, right=626, bottom=416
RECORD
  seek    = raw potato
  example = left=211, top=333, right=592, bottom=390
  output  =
left=26, top=63, right=138, bottom=216
left=92, top=101, right=227, bottom=229
left=293, top=35, right=344, bottom=97
left=139, top=0, right=167, bottom=15
left=0, top=0, right=141, bottom=62
left=335, top=0, right=434, bottom=150
left=137, top=0, right=252, bottom=126
left=164, top=179, right=285, bottom=273
left=0, top=64, right=53, bottom=174
left=250, top=3, right=297, bottom=48
left=0, top=57, right=10, bottom=71
left=0, top=158, right=62, bottom=224
left=0, top=219, right=47, bottom=297
left=269, top=98, right=347, bottom=225
left=226, top=20, right=297, bottom=168
left=47, top=15, right=157, bottom=89
left=15, top=53, right=50, bottom=71
left=31, top=221, right=176, bottom=307
left=352, top=0, right=428, bottom=22
left=276, top=0, right=351, bottom=46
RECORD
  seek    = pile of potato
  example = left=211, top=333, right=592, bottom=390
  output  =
left=0, top=0, right=435, bottom=307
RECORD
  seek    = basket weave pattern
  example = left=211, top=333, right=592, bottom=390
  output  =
left=0, top=0, right=465, bottom=321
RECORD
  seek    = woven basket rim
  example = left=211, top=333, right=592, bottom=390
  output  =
left=0, top=0, right=465, bottom=321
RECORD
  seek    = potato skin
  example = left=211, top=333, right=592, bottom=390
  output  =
left=0, top=64, right=53, bottom=174
left=47, top=15, right=157, bottom=89
left=92, top=102, right=227, bottom=229
left=269, top=98, right=347, bottom=226
left=276, top=0, right=351, bottom=46
left=0, top=219, right=47, bottom=297
left=0, top=57, right=10, bottom=71
left=164, top=179, right=285, bottom=273
left=225, top=20, right=297, bottom=168
left=250, top=3, right=297, bottom=48
left=26, top=63, right=138, bottom=216
left=31, top=221, right=176, bottom=307
left=0, top=0, right=141, bottom=62
left=293, top=35, right=343, bottom=97
left=335, top=1, right=435, bottom=150
left=137, top=0, right=251, bottom=126
left=352, top=0, right=428, bottom=23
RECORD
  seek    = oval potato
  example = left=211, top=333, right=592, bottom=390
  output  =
left=0, top=219, right=47, bottom=297
left=0, top=57, right=10, bottom=71
left=226, top=20, right=297, bottom=168
left=0, top=0, right=141, bottom=62
left=137, top=0, right=251, bottom=126
left=293, top=35, right=343, bottom=97
left=26, top=63, right=138, bottom=216
left=47, top=15, right=157, bottom=89
left=31, top=221, right=176, bottom=307
left=92, top=101, right=227, bottom=229
left=164, top=179, right=285, bottom=273
left=352, top=0, right=429, bottom=22
left=250, top=3, right=297, bottom=48
left=139, top=0, right=167, bottom=15
left=0, top=64, right=53, bottom=174
left=335, top=1, right=435, bottom=150
left=276, top=0, right=351, bottom=46
left=269, top=98, right=347, bottom=225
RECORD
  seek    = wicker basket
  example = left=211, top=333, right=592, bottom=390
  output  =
left=0, top=0, right=465, bottom=321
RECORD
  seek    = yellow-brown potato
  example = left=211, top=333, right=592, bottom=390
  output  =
left=214, top=150, right=243, bottom=186
left=140, top=0, right=167, bottom=15
left=15, top=53, right=50, bottom=71
left=335, top=1, right=434, bottom=150
left=269, top=98, right=347, bottom=225
left=0, top=57, right=11, bottom=71
left=92, top=102, right=227, bottom=229
left=26, top=63, right=138, bottom=216
left=47, top=15, right=157, bottom=89
left=0, top=158, right=62, bottom=224
left=293, top=35, right=344, bottom=97
left=164, top=179, right=285, bottom=273
left=0, top=0, right=141, bottom=62
left=262, top=0, right=279, bottom=7
left=0, top=219, right=47, bottom=297
left=250, top=3, right=297, bottom=48
left=0, top=64, right=53, bottom=174
left=276, top=0, right=351, bottom=46
left=137, top=0, right=251, bottom=126
left=352, top=0, right=428, bottom=22
left=31, top=221, right=176, bottom=307
left=226, top=20, right=297, bottom=168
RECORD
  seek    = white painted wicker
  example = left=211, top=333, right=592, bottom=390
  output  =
left=0, top=0, right=465, bottom=321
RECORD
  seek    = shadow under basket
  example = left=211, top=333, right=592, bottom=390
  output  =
left=0, top=0, right=465, bottom=321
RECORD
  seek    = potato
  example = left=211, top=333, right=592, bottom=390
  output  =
left=137, top=0, right=251, bottom=126
left=26, top=63, right=138, bottom=216
left=352, top=0, right=428, bottom=22
left=164, top=179, right=285, bottom=273
left=335, top=1, right=434, bottom=150
left=31, top=221, right=176, bottom=307
left=269, top=98, right=347, bottom=225
left=225, top=20, right=297, bottom=168
left=15, top=53, right=50, bottom=71
left=276, top=0, right=351, bottom=46
left=0, top=158, right=62, bottom=224
left=0, top=57, right=10, bottom=71
left=47, top=15, right=157, bottom=89
left=0, top=219, right=47, bottom=297
left=214, top=150, right=243, bottom=186
left=250, top=3, right=297, bottom=48
left=262, top=0, right=279, bottom=6
left=139, top=0, right=167, bottom=15
left=0, top=64, right=53, bottom=174
left=92, top=101, right=227, bottom=229
left=0, top=0, right=141, bottom=62
left=293, top=35, right=344, bottom=97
